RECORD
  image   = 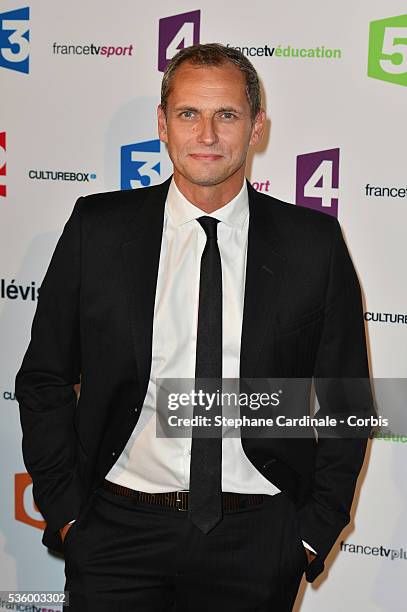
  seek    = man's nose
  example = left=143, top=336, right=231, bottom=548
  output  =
left=196, top=116, right=218, bottom=145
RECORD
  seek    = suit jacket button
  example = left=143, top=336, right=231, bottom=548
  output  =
left=112, top=451, right=116, bottom=456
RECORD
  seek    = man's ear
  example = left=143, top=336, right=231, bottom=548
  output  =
left=157, top=105, right=168, bottom=144
left=249, top=109, right=266, bottom=147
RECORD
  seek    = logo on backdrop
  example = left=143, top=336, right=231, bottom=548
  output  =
left=1, top=278, right=39, bottom=301
left=374, top=430, right=407, bottom=443
left=251, top=179, right=271, bottom=193
left=121, top=139, right=162, bottom=189
left=0, top=131, right=6, bottom=197
left=158, top=10, right=200, bottom=72
left=15, top=473, right=45, bottom=530
left=28, top=169, right=97, bottom=182
left=3, top=390, right=15, bottom=400
left=365, top=183, right=407, bottom=198
left=364, top=311, right=407, bottom=324
left=52, top=41, right=134, bottom=58
left=368, top=14, right=407, bottom=87
left=226, top=42, right=342, bottom=60
left=296, top=148, right=340, bottom=217
left=0, top=7, right=29, bottom=74
left=340, top=540, right=407, bottom=561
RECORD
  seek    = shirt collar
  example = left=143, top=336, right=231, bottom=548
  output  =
left=166, top=176, right=249, bottom=230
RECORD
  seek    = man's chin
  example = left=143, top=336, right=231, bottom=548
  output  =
left=188, top=178, right=224, bottom=187
left=179, top=171, right=230, bottom=188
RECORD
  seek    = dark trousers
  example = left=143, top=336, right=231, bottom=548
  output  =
left=64, top=487, right=307, bottom=611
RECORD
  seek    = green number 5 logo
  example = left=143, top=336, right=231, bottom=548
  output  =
left=368, top=14, right=407, bottom=86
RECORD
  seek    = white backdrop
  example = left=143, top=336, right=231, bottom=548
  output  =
left=1, top=1, right=406, bottom=610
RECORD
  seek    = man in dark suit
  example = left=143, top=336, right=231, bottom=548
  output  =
left=16, top=43, right=371, bottom=611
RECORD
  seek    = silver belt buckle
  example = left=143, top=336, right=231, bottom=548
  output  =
left=176, top=490, right=188, bottom=511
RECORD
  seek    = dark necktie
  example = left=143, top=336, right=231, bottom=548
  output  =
left=188, top=216, right=223, bottom=534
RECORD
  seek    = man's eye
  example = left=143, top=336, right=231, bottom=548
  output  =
left=221, top=112, right=236, bottom=119
left=181, top=111, right=195, bottom=118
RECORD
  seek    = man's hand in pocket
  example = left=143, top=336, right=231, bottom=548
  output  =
left=59, top=522, right=74, bottom=544
left=304, top=548, right=316, bottom=565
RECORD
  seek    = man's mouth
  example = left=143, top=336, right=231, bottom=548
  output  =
left=189, top=153, right=223, bottom=161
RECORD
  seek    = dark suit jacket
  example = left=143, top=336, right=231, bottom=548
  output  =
left=15, top=176, right=372, bottom=582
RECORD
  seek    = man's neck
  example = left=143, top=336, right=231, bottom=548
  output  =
left=173, top=171, right=245, bottom=213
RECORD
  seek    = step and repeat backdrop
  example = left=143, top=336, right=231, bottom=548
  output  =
left=1, top=1, right=406, bottom=610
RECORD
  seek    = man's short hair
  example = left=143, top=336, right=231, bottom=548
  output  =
left=161, top=43, right=261, bottom=122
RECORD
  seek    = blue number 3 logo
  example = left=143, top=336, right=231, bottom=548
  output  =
left=0, top=7, right=30, bottom=74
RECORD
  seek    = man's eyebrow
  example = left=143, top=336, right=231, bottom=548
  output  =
left=217, top=107, right=243, bottom=114
left=173, top=106, right=200, bottom=112
left=173, top=105, right=243, bottom=114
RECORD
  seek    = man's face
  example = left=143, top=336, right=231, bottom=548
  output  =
left=157, top=61, right=265, bottom=190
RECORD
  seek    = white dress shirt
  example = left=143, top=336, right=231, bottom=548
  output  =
left=106, top=177, right=280, bottom=495
left=100, top=178, right=315, bottom=554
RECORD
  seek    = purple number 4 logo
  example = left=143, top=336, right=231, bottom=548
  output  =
left=296, top=148, right=340, bottom=217
left=158, top=10, right=200, bottom=72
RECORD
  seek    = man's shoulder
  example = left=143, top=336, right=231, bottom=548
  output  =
left=253, top=188, right=337, bottom=231
left=248, top=186, right=342, bottom=260
left=77, top=178, right=171, bottom=220
left=251, top=187, right=340, bottom=248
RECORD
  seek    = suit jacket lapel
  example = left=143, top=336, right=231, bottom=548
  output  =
left=121, top=177, right=172, bottom=402
left=240, top=181, right=287, bottom=378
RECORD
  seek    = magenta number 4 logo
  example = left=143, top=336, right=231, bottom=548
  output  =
left=158, top=10, right=200, bottom=72
left=296, top=148, right=339, bottom=217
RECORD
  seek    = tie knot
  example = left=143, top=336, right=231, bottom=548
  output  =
left=197, top=216, right=220, bottom=240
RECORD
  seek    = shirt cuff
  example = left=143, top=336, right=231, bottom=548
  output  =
left=302, top=540, right=317, bottom=555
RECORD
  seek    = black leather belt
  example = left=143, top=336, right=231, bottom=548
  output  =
left=102, top=479, right=265, bottom=512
